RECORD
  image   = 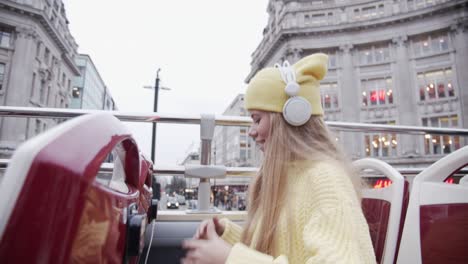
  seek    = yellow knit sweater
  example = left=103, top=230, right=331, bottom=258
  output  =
left=220, top=161, right=376, bottom=264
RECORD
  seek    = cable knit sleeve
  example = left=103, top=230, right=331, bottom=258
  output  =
left=224, top=206, right=367, bottom=264
left=223, top=162, right=375, bottom=264
left=303, top=206, right=366, bottom=264
left=302, top=163, right=376, bottom=264
left=220, top=218, right=243, bottom=245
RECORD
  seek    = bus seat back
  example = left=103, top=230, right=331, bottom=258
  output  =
left=354, top=158, right=406, bottom=264
left=397, top=146, right=468, bottom=264
left=0, top=113, right=148, bottom=264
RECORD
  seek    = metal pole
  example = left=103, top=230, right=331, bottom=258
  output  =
left=151, top=68, right=161, bottom=163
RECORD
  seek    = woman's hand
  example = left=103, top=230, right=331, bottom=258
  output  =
left=193, top=217, right=225, bottom=239
left=182, top=220, right=231, bottom=264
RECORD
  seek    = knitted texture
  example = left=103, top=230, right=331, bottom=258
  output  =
left=222, top=161, right=376, bottom=264
left=244, top=53, right=328, bottom=116
left=220, top=218, right=243, bottom=245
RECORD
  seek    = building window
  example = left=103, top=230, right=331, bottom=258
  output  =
left=364, top=121, right=397, bottom=157
left=320, top=82, right=339, bottom=110
left=35, top=119, right=41, bottom=135
left=422, top=115, right=460, bottom=155
left=53, top=0, right=59, bottom=11
left=46, top=86, right=50, bottom=105
left=407, top=0, right=443, bottom=11
left=240, top=149, right=246, bottom=161
left=0, top=27, right=11, bottom=48
left=30, top=72, right=36, bottom=98
left=36, top=42, right=41, bottom=58
left=328, top=52, right=337, bottom=68
left=44, top=48, right=50, bottom=65
left=72, top=87, right=80, bottom=98
left=311, top=13, right=327, bottom=26
left=412, top=33, right=449, bottom=57
left=353, top=4, right=384, bottom=21
left=40, top=80, right=46, bottom=104
left=327, top=12, right=333, bottom=24
left=359, top=44, right=390, bottom=65
left=304, top=14, right=310, bottom=25
left=50, top=12, right=57, bottom=25
left=417, top=68, right=454, bottom=101
left=361, top=77, right=393, bottom=107
left=0, top=63, right=5, bottom=90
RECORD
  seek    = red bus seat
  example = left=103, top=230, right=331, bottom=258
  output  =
left=354, top=158, right=406, bottom=264
left=397, top=146, right=468, bottom=264
left=0, top=113, right=152, bottom=264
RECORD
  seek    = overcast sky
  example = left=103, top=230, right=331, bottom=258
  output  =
left=62, top=0, right=269, bottom=165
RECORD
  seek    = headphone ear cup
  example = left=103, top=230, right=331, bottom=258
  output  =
left=282, top=97, right=312, bottom=126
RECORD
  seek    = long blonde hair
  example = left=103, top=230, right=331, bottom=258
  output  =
left=240, top=113, right=361, bottom=254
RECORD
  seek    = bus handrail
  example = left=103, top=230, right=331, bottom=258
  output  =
left=0, top=159, right=466, bottom=178
left=1, top=106, right=468, bottom=135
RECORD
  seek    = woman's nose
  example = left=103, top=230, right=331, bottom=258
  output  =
left=248, top=127, right=257, bottom=138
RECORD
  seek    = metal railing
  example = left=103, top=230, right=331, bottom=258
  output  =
left=1, top=106, right=468, bottom=135
left=1, top=106, right=468, bottom=180
left=2, top=160, right=467, bottom=178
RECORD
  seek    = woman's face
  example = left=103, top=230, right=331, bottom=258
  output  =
left=248, top=110, right=271, bottom=152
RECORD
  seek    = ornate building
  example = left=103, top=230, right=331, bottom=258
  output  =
left=0, top=0, right=80, bottom=157
left=246, top=0, right=468, bottom=167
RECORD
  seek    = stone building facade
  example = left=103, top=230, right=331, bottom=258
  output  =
left=246, top=0, right=468, bottom=167
left=0, top=0, right=80, bottom=157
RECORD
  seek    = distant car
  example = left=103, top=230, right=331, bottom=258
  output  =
left=166, top=197, right=179, bottom=209
left=176, top=194, right=186, bottom=205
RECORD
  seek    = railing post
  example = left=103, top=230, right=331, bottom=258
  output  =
left=184, top=114, right=225, bottom=214
left=198, top=114, right=215, bottom=212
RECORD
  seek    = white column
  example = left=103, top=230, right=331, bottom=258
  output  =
left=0, top=27, right=37, bottom=154
left=450, top=22, right=468, bottom=128
left=392, top=35, right=418, bottom=156
left=338, top=44, right=361, bottom=158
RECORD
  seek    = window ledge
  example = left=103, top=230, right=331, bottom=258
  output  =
left=417, top=97, right=458, bottom=105
left=0, top=46, right=14, bottom=52
left=324, top=108, right=341, bottom=113
left=411, top=49, right=453, bottom=60
left=358, top=60, right=393, bottom=68
left=360, top=105, right=396, bottom=111
left=29, top=99, right=44, bottom=107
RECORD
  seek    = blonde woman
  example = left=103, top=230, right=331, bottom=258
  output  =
left=182, top=54, right=376, bottom=264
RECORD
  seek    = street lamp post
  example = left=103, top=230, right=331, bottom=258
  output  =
left=144, top=68, right=170, bottom=163
left=151, top=69, right=161, bottom=163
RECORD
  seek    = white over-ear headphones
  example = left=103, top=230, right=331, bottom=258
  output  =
left=275, top=61, right=312, bottom=126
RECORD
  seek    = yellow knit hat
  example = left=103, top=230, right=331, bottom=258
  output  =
left=245, top=53, right=328, bottom=116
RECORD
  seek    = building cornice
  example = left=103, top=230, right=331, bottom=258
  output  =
left=0, top=0, right=80, bottom=75
left=247, top=0, right=467, bottom=82
left=283, top=0, right=388, bottom=13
